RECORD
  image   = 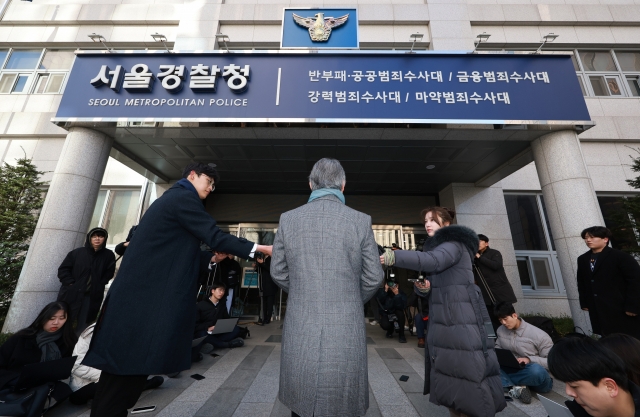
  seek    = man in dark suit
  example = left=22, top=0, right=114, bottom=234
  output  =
left=474, top=234, right=518, bottom=331
left=577, top=226, right=640, bottom=339
left=84, top=163, right=272, bottom=417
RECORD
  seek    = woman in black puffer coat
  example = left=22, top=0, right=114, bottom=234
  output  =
left=381, top=207, right=505, bottom=417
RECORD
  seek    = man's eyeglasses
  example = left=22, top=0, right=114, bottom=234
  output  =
left=201, top=175, right=216, bottom=191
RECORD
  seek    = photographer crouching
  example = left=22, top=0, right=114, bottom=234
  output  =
left=376, top=279, right=408, bottom=343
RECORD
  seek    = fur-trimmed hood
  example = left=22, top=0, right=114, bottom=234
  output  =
left=424, top=225, right=479, bottom=255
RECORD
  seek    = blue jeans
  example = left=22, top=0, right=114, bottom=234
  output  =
left=500, top=363, right=553, bottom=393
left=414, top=314, right=425, bottom=338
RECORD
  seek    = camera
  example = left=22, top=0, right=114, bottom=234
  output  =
left=255, top=252, right=264, bottom=260
left=387, top=280, right=397, bottom=288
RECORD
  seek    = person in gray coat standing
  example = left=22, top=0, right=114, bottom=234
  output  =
left=381, top=207, right=506, bottom=417
left=271, top=158, right=384, bottom=417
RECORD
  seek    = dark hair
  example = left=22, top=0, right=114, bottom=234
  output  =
left=15, top=301, right=77, bottom=348
left=210, top=282, right=227, bottom=292
left=478, top=234, right=489, bottom=243
left=90, top=230, right=106, bottom=238
left=600, top=334, right=640, bottom=386
left=420, top=206, right=455, bottom=226
left=493, top=301, right=516, bottom=319
left=182, top=162, right=220, bottom=184
left=580, top=226, right=612, bottom=241
left=548, top=337, right=630, bottom=391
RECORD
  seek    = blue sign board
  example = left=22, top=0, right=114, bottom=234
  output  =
left=54, top=52, right=591, bottom=124
left=281, top=8, right=358, bottom=49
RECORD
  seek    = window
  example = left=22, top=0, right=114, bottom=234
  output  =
left=504, top=193, right=564, bottom=294
left=0, top=48, right=73, bottom=95
left=597, top=195, right=640, bottom=252
left=573, top=49, right=640, bottom=97
left=89, top=189, right=141, bottom=246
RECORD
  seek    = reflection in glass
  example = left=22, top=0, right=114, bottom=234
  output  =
left=532, top=258, right=554, bottom=289
left=606, top=77, right=622, bottom=95
left=580, top=51, right=617, bottom=72
left=590, top=76, right=609, bottom=96
left=539, top=195, right=555, bottom=251
left=504, top=195, right=548, bottom=251
left=39, top=50, right=75, bottom=70
left=5, top=50, right=42, bottom=69
left=45, top=73, right=65, bottom=93
left=517, top=259, right=532, bottom=287
left=89, top=190, right=108, bottom=229
left=0, top=50, right=8, bottom=67
left=597, top=196, right=639, bottom=251
left=13, top=75, right=29, bottom=93
left=616, top=52, right=640, bottom=72
left=628, top=77, right=640, bottom=97
left=103, top=190, right=141, bottom=245
left=0, top=73, right=17, bottom=93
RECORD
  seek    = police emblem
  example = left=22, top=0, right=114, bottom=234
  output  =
left=292, top=13, right=349, bottom=42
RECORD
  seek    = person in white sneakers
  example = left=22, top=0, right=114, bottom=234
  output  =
left=69, top=324, right=164, bottom=405
left=494, top=301, right=554, bottom=404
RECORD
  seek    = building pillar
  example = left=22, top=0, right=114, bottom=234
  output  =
left=439, top=183, right=525, bottom=303
left=531, top=130, right=603, bottom=334
left=3, top=127, right=113, bottom=333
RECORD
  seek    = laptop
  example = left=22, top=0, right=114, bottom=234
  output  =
left=191, top=336, right=206, bottom=347
left=14, top=356, right=76, bottom=391
left=539, top=395, right=574, bottom=417
left=495, top=348, right=525, bottom=371
left=210, top=318, right=239, bottom=335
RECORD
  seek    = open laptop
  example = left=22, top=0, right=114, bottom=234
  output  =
left=539, top=395, right=574, bottom=417
left=14, top=356, right=76, bottom=391
left=210, top=318, right=239, bottom=335
left=495, top=348, right=525, bottom=371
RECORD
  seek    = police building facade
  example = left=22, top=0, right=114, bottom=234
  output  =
left=1, top=0, right=640, bottom=334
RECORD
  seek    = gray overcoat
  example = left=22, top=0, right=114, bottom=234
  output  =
left=270, top=194, right=384, bottom=417
left=394, top=225, right=506, bottom=417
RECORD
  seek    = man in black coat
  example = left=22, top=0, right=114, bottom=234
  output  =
left=57, top=227, right=115, bottom=335
left=255, top=254, right=278, bottom=325
left=474, top=234, right=518, bottom=331
left=83, top=163, right=272, bottom=417
left=577, top=226, right=640, bottom=339
left=114, top=225, right=137, bottom=256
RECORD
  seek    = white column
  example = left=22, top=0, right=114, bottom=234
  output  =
left=439, top=183, right=525, bottom=302
left=3, top=127, right=113, bottom=333
left=531, top=130, right=603, bottom=334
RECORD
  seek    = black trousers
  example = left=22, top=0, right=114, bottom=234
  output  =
left=262, top=295, right=275, bottom=323
left=486, top=304, right=501, bottom=332
left=89, top=371, right=148, bottom=417
left=380, top=309, right=405, bottom=335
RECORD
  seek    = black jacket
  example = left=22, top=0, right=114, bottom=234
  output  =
left=256, top=256, right=278, bottom=297
left=57, top=227, right=116, bottom=323
left=114, top=225, right=137, bottom=256
left=375, top=287, right=407, bottom=312
left=194, top=297, right=229, bottom=334
left=83, top=180, right=255, bottom=375
left=565, top=381, right=640, bottom=417
left=0, top=333, right=74, bottom=390
left=473, top=247, right=517, bottom=305
left=577, top=246, right=640, bottom=338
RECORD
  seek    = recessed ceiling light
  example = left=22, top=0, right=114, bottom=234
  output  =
left=426, top=165, right=436, bottom=169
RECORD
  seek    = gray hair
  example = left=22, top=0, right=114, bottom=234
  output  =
left=308, top=158, right=346, bottom=191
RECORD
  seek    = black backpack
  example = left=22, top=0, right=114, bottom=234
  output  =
left=525, top=316, right=562, bottom=343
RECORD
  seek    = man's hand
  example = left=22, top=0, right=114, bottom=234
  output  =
left=257, top=257, right=265, bottom=264
left=626, top=311, right=638, bottom=317
left=257, top=245, right=272, bottom=257
left=582, top=308, right=589, bottom=311
left=124, top=241, right=130, bottom=247
left=384, top=283, right=389, bottom=292
left=391, top=286, right=399, bottom=295
left=517, top=357, right=530, bottom=365
left=208, top=325, right=215, bottom=332
left=415, top=280, right=431, bottom=291
left=475, top=253, right=480, bottom=259
left=380, top=255, right=385, bottom=265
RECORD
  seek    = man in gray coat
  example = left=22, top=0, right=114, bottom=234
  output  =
left=271, top=158, right=384, bottom=417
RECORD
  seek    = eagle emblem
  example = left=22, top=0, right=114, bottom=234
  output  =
left=292, top=12, right=349, bottom=42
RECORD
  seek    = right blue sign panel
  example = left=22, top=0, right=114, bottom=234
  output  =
left=55, top=52, right=591, bottom=123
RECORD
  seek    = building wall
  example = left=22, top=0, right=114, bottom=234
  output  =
left=2, top=0, right=640, bottom=320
